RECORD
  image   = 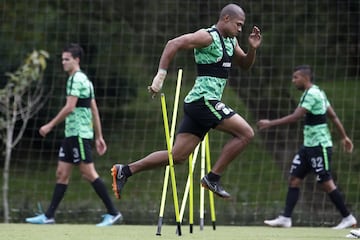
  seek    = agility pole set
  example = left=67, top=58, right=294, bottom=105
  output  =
left=156, top=69, right=216, bottom=236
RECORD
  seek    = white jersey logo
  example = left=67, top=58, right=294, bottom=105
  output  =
left=59, top=147, right=65, bottom=158
left=222, top=62, right=231, bottom=68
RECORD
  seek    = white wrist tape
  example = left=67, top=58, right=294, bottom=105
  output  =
left=151, top=69, right=167, bottom=92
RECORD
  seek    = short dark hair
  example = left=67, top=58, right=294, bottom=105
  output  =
left=294, top=65, right=313, bottom=82
left=219, top=3, right=244, bottom=19
left=62, top=43, right=84, bottom=61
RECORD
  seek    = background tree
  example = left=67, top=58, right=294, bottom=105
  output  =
left=0, top=50, right=49, bottom=223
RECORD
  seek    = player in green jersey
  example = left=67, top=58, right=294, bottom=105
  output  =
left=257, top=65, right=355, bottom=229
left=111, top=3, right=261, bottom=200
left=25, top=43, right=122, bottom=226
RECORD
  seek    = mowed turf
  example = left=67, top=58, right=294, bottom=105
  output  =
left=0, top=224, right=353, bottom=240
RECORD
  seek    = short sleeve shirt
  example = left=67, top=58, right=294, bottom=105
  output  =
left=65, top=71, right=94, bottom=139
left=299, top=85, right=332, bottom=147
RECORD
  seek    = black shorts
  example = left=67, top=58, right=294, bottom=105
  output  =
left=289, top=145, right=332, bottom=183
left=177, top=98, right=236, bottom=139
left=58, top=136, right=93, bottom=164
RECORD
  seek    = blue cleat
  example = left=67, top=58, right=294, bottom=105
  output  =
left=96, top=213, right=123, bottom=227
left=25, top=214, right=55, bottom=224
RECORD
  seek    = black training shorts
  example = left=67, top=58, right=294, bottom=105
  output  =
left=177, top=97, right=236, bottom=140
left=289, top=145, right=333, bottom=183
left=58, top=136, right=93, bottom=164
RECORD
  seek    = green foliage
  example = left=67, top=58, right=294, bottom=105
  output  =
left=3, top=50, right=48, bottom=93
left=0, top=50, right=49, bottom=135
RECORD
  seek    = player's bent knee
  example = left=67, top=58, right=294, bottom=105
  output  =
left=55, top=171, right=70, bottom=183
left=239, top=127, right=254, bottom=143
left=246, top=127, right=255, bottom=140
left=173, top=157, right=188, bottom=165
left=245, top=129, right=255, bottom=142
left=172, top=153, right=189, bottom=164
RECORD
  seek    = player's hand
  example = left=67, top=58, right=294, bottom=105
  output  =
left=96, top=137, right=107, bottom=156
left=257, top=119, right=271, bottom=130
left=248, top=26, right=261, bottom=50
left=39, top=124, right=52, bottom=137
left=148, top=69, right=167, bottom=99
left=342, top=136, right=353, bottom=153
left=147, top=85, right=158, bottom=99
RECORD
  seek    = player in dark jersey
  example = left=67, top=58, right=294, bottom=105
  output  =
left=257, top=65, right=355, bottom=229
left=111, top=3, right=261, bottom=200
left=25, top=43, right=122, bottom=226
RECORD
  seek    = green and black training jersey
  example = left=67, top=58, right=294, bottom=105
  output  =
left=65, top=71, right=94, bottom=139
left=184, top=26, right=237, bottom=103
left=299, top=84, right=332, bottom=147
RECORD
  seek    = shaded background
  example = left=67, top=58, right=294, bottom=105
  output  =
left=0, top=0, right=359, bottom=226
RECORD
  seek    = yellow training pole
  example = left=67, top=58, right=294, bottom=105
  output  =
left=199, top=139, right=206, bottom=230
left=205, top=133, right=216, bottom=230
left=189, top=152, right=194, bottom=233
left=160, top=93, right=181, bottom=236
left=156, top=167, right=170, bottom=236
left=178, top=144, right=200, bottom=233
left=179, top=144, right=200, bottom=219
left=156, top=69, right=183, bottom=236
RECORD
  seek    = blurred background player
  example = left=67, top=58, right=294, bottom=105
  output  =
left=257, top=65, right=356, bottom=229
left=111, top=3, right=261, bottom=200
left=25, top=43, right=122, bottom=226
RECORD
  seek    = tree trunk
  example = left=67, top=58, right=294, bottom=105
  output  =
left=3, top=120, right=14, bottom=223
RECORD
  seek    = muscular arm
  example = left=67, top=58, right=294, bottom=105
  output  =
left=158, top=29, right=213, bottom=70
left=327, top=105, right=353, bottom=152
left=91, top=99, right=103, bottom=139
left=39, top=96, right=77, bottom=136
left=91, top=99, right=107, bottom=155
left=257, top=107, right=307, bottom=130
left=233, top=26, right=261, bottom=70
left=232, top=44, right=257, bottom=70
left=148, top=29, right=214, bottom=97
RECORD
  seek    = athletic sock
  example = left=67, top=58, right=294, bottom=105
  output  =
left=92, top=178, right=118, bottom=216
left=328, top=189, right=350, bottom=217
left=207, top=171, right=220, bottom=182
left=45, top=183, right=67, bottom=218
left=122, top=165, right=132, bottom=178
left=283, top=187, right=300, bottom=217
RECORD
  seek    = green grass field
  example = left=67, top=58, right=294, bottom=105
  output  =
left=0, top=224, right=354, bottom=240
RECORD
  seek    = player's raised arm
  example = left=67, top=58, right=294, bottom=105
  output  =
left=233, top=26, right=262, bottom=70
left=148, top=29, right=213, bottom=98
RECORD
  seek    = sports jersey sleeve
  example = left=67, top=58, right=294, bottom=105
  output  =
left=299, top=90, right=315, bottom=112
left=67, top=72, right=87, bottom=97
left=321, top=90, right=330, bottom=108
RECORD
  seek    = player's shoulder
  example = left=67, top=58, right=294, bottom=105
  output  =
left=307, top=84, right=323, bottom=94
left=73, top=71, right=89, bottom=82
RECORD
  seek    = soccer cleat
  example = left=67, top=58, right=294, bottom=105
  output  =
left=264, top=215, right=292, bottom=228
left=111, top=164, right=128, bottom=199
left=200, top=175, right=231, bottom=199
left=96, top=212, right=123, bottom=227
left=333, top=214, right=357, bottom=229
left=25, top=214, right=55, bottom=224
left=348, top=229, right=360, bottom=238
